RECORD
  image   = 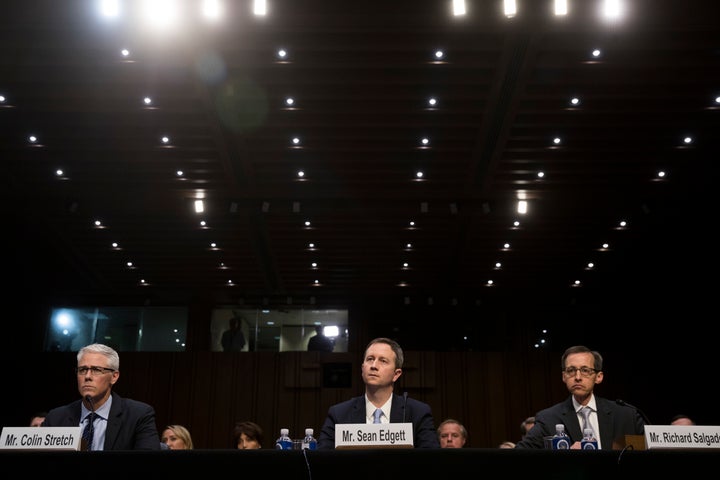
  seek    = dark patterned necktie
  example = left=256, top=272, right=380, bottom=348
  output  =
left=82, top=413, right=94, bottom=451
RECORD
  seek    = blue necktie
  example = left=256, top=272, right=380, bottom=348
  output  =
left=373, top=408, right=383, bottom=424
left=82, top=413, right=94, bottom=451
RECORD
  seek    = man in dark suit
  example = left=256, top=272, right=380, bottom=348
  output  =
left=42, top=343, right=160, bottom=450
left=221, top=314, right=246, bottom=352
left=317, top=337, right=439, bottom=449
left=515, top=345, right=645, bottom=450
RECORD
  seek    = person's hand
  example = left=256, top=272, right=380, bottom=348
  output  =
left=570, top=441, right=582, bottom=449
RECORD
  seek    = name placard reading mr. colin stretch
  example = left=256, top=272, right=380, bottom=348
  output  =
left=335, top=423, right=413, bottom=449
left=0, top=426, right=81, bottom=451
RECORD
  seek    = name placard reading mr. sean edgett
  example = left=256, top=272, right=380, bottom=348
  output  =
left=335, top=423, right=414, bottom=449
left=0, top=426, right=81, bottom=451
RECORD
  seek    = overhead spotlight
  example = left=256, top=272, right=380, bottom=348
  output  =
left=99, top=0, right=120, bottom=18
left=517, top=200, right=528, bottom=214
left=253, top=0, right=267, bottom=16
left=194, top=200, right=204, bottom=213
left=601, top=0, right=623, bottom=21
left=202, top=0, right=222, bottom=20
left=452, top=0, right=466, bottom=16
left=554, top=0, right=568, bottom=15
left=504, top=0, right=517, bottom=17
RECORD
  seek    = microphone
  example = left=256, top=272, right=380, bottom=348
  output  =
left=402, top=391, right=408, bottom=423
left=616, top=399, right=651, bottom=425
left=85, top=394, right=95, bottom=413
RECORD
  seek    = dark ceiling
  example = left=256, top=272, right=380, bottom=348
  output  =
left=3, top=0, right=719, bottom=330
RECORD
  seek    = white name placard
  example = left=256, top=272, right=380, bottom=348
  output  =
left=644, top=425, right=720, bottom=449
left=0, top=426, right=82, bottom=451
left=335, top=422, right=414, bottom=449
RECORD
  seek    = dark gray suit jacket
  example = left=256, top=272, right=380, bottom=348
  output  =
left=514, top=396, right=645, bottom=449
left=317, top=393, right=440, bottom=449
left=43, top=391, right=160, bottom=450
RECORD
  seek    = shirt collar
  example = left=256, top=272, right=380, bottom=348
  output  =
left=81, top=394, right=112, bottom=420
left=572, top=394, right=597, bottom=413
left=365, top=394, right=393, bottom=421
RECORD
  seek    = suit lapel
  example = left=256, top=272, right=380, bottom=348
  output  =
left=595, top=398, right=613, bottom=448
left=350, top=396, right=368, bottom=423
left=563, top=398, right=583, bottom=440
left=390, top=394, right=404, bottom=423
left=103, top=393, right=120, bottom=450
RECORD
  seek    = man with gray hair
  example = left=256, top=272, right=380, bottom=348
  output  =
left=43, top=343, right=160, bottom=450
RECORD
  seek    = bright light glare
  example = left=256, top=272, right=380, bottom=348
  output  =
left=56, top=311, right=73, bottom=329
left=554, top=0, right=568, bottom=15
left=602, top=0, right=623, bottom=20
left=323, top=325, right=340, bottom=338
left=254, top=0, right=267, bottom=16
left=99, top=0, right=120, bottom=18
left=453, top=0, right=466, bottom=16
left=194, top=200, right=204, bottom=213
left=143, top=0, right=180, bottom=29
left=517, top=200, right=528, bottom=214
left=504, top=0, right=517, bottom=17
left=202, top=0, right=222, bottom=19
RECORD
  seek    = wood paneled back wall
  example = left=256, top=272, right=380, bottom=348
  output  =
left=11, top=348, right=687, bottom=448
left=4, top=300, right=710, bottom=442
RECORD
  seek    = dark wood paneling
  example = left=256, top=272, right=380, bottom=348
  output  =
left=5, top=346, right=703, bottom=448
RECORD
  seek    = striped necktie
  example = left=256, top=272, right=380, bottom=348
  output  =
left=82, top=413, right=94, bottom=451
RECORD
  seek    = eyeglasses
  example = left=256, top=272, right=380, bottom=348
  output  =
left=562, top=366, right=597, bottom=377
left=76, top=366, right=115, bottom=376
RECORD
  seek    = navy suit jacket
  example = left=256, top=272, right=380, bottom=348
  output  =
left=514, top=396, right=645, bottom=449
left=317, top=393, right=440, bottom=449
left=43, top=391, right=160, bottom=450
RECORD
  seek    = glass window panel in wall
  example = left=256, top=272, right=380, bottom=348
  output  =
left=44, top=306, right=188, bottom=352
left=210, top=307, right=348, bottom=352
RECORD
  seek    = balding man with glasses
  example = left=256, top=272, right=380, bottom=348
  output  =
left=43, top=343, right=161, bottom=450
left=515, top=345, right=645, bottom=450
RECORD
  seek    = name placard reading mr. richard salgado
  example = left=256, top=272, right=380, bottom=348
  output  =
left=644, top=425, right=720, bottom=450
left=335, top=423, right=414, bottom=449
left=0, top=426, right=81, bottom=451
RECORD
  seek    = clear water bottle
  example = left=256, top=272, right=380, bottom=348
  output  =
left=302, top=428, right=317, bottom=450
left=275, top=428, right=293, bottom=450
left=581, top=428, right=598, bottom=450
left=550, top=423, right=570, bottom=450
